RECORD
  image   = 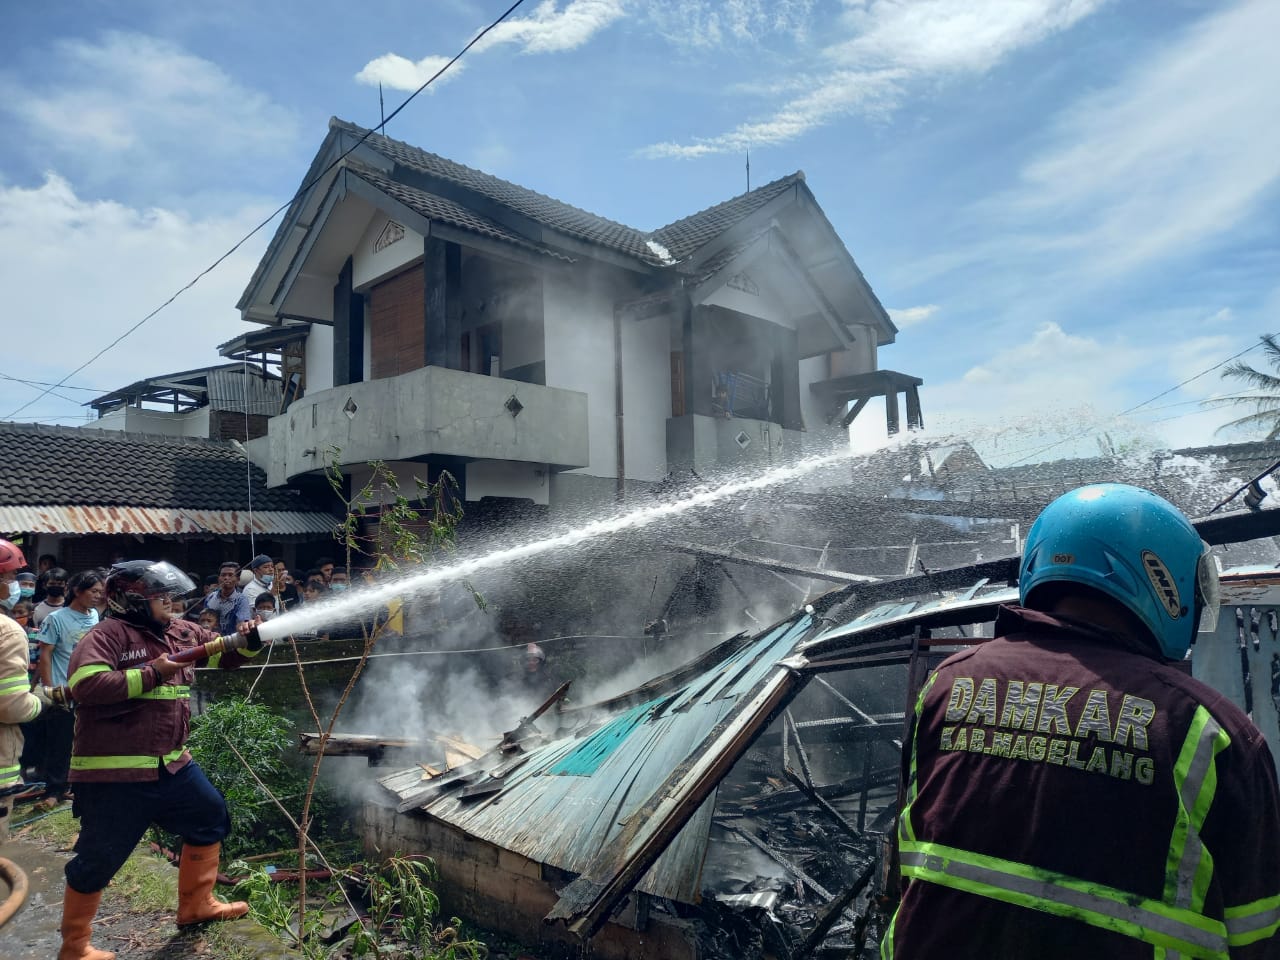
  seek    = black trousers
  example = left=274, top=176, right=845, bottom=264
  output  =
left=41, top=707, right=74, bottom=797
left=65, top=760, right=231, bottom=893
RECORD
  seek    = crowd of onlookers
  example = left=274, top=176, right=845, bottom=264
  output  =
left=2, top=551, right=385, bottom=807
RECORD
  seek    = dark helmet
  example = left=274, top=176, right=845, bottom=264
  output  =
left=106, top=560, right=196, bottom=628
left=0, top=538, right=25, bottom=573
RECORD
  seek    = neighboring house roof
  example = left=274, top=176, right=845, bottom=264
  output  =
left=0, top=422, right=336, bottom=536
left=349, top=168, right=571, bottom=262
left=88, top=363, right=282, bottom=416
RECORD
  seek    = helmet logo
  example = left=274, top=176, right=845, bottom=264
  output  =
left=1052, top=553, right=1075, bottom=564
left=1142, top=550, right=1181, bottom=619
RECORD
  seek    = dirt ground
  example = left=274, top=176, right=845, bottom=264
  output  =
left=0, top=804, right=296, bottom=960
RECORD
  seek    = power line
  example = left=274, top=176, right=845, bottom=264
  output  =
left=4, top=0, right=529, bottom=421
left=1003, top=339, right=1267, bottom=467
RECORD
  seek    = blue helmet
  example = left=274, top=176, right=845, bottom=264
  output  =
left=1019, top=483, right=1219, bottom=660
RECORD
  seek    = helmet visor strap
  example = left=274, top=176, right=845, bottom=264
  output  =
left=1194, top=541, right=1220, bottom=635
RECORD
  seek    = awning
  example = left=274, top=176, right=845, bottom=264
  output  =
left=0, top=504, right=338, bottom=537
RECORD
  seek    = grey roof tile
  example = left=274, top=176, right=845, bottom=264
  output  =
left=651, top=172, right=804, bottom=260
left=0, top=422, right=328, bottom=512
left=350, top=169, right=571, bottom=261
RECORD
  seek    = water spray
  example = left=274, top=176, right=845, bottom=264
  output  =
left=256, top=447, right=859, bottom=644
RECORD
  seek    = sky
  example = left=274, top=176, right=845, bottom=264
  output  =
left=1, top=0, right=1278, bottom=467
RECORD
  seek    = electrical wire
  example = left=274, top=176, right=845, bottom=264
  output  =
left=4, top=0, right=530, bottom=421
left=1002, top=339, right=1267, bottom=467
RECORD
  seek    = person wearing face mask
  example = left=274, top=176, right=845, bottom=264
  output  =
left=16, top=571, right=37, bottom=603
left=35, top=576, right=68, bottom=627
left=252, top=592, right=277, bottom=623
left=0, top=538, right=53, bottom=836
left=241, top=555, right=277, bottom=612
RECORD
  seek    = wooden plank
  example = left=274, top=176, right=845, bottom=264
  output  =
left=666, top=540, right=878, bottom=585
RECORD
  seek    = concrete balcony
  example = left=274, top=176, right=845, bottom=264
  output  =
left=666, top=414, right=807, bottom=475
left=264, top=366, right=589, bottom=486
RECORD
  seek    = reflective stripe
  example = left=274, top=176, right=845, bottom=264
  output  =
left=0, top=673, right=29, bottom=695
left=70, top=747, right=186, bottom=771
left=0, top=763, right=20, bottom=784
left=126, top=668, right=143, bottom=699
left=897, top=673, right=938, bottom=848
left=68, top=663, right=111, bottom=689
left=1225, top=894, right=1280, bottom=946
left=900, top=841, right=1229, bottom=959
left=206, top=653, right=222, bottom=669
left=136, top=685, right=190, bottom=701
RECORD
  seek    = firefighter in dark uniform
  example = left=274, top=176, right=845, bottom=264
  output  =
left=885, top=484, right=1280, bottom=959
left=57, top=561, right=264, bottom=960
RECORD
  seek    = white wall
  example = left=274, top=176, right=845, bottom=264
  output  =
left=701, top=279, right=789, bottom=328
left=352, top=214, right=425, bottom=291
left=622, top=311, right=670, bottom=480
left=90, top=406, right=211, bottom=438
left=543, top=273, right=617, bottom=479
left=465, top=460, right=550, bottom=506
left=798, top=355, right=830, bottom=435
left=306, top=325, right=335, bottom=393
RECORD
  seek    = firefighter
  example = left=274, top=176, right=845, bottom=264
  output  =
left=57, top=560, right=264, bottom=960
left=0, top=537, right=51, bottom=836
left=885, top=484, right=1280, bottom=959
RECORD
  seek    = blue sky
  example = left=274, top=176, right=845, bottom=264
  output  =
left=1, top=0, right=1277, bottom=465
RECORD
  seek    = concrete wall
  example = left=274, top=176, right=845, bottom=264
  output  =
left=466, top=459, right=550, bottom=506
left=265, top=365, right=589, bottom=486
left=701, top=276, right=790, bottom=329
left=352, top=214, right=424, bottom=291
left=667, top=414, right=804, bottom=476
left=359, top=798, right=698, bottom=960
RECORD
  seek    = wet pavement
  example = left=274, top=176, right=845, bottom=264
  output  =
left=0, top=832, right=297, bottom=959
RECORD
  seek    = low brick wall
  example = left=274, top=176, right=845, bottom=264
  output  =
left=359, top=797, right=697, bottom=960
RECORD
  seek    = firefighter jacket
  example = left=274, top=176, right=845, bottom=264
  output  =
left=66, top=616, right=260, bottom=784
left=885, top=605, right=1280, bottom=960
left=0, top=615, right=41, bottom=787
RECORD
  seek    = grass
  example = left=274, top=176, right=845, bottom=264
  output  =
left=17, top=804, right=79, bottom=847
left=110, top=850, right=177, bottom=912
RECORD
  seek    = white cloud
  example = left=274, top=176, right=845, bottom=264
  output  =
left=355, top=53, right=462, bottom=92
left=989, top=0, right=1280, bottom=278
left=644, top=0, right=1105, bottom=157
left=647, top=0, right=816, bottom=49
left=889, top=304, right=939, bottom=328
left=0, top=174, right=271, bottom=421
left=359, top=0, right=628, bottom=92
left=0, top=32, right=298, bottom=207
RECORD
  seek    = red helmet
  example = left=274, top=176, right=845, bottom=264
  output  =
left=0, top=539, right=25, bottom=573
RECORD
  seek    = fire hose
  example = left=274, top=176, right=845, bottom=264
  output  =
left=0, top=856, right=29, bottom=928
left=42, top=629, right=266, bottom=706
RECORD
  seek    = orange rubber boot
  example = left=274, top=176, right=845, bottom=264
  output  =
left=58, top=886, right=115, bottom=960
left=175, top=842, right=248, bottom=925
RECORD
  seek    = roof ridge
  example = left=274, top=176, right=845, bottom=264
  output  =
left=0, top=420, right=246, bottom=452
left=332, top=117, right=647, bottom=238
left=649, top=171, right=804, bottom=239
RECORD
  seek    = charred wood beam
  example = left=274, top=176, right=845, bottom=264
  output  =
left=667, top=541, right=878, bottom=585
left=782, top=713, right=862, bottom=843
left=724, top=765, right=900, bottom=816
left=725, top=825, right=833, bottom=900
left=792, top=859, right=877, bottom=960
left=298, top=733, right=420, bottom=757
left=1193, top=507, right=1280, bottom=546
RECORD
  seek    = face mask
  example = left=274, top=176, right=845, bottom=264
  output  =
left=0, top=581, right=18, bottom=610
left=19, top=586, right=34, bottom=599
left=45, top=586, right=65, bottom=600
left=260, top=574, right=273, bottom=586
left=257, top=610, right=274, bottom=621
left=12, top=614, right=28, bottom=626
left=330, top=582, right=348, bottom=592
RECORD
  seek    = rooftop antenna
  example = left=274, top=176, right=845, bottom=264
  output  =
left=745, top=145, right=751, bottom=193
left=378, top=82, right=386, bottom=134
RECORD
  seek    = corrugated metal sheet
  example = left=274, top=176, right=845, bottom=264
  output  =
left=206, top=367, right=281, bottom=416
left=380, top=616, right=813, bottom=904
left=0, top=504, right=337, bottom=536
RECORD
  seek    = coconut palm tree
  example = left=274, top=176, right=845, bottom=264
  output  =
left=1212, top=334, right=1280, bottom=438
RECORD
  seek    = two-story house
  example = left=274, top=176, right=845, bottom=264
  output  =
left=234, top=118, right=922, bottom=514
